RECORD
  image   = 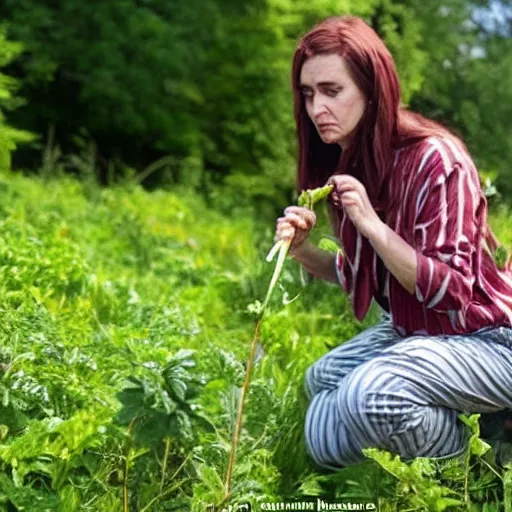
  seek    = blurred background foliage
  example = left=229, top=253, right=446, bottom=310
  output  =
left=0, top=0, right=510, bottom=218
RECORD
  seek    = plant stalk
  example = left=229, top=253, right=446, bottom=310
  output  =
left=160, top=437, right=171, bottom=492
left=224, top=307, right=266, bottom=500
left=123, top=417, right=137, bottom=512
left=222, top=185, right=333, bottom=503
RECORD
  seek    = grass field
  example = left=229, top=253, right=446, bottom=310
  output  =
left=0, top=170, right=510, bottom=511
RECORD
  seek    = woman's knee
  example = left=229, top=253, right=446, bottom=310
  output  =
left=304, top=389, right=356, bottom=468
left=305, top=361, right=391, bottom=467
left=304, top=356, right=342, bottom=399
left=304, top=381, right=390, bottom=467
left=335, top=358, right=469, bottom=459
left=304, top=353, right=354, bottom=400
left=335, top=358, right=384, bottom=415
left=334, top=357, right=427, bottom=457
left=304, top=357, right=397, bottom=466
left=304, top=362, right=318, bottom=400
left=335, top=360, right=389, bottom=444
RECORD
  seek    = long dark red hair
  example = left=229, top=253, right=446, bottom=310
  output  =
left=292, top=15, right=458, bottom=212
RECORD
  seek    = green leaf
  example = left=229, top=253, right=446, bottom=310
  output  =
left=469, top=436, right=491, bottom=457
left=309, top=184, right=334, bottom=205
left=170, top=378, right=187, bottom=402
left=297, top=185, right=334, bottom=209
left=318, top=236, right=341, bottom=253
left=297, top=190, right=311, bottom=208
left=171, top=349, right=196, bottom=363
left=493, top=245, right=508, bottom=269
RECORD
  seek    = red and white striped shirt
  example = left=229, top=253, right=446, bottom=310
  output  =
left=334, top=136, right=512, bottom=336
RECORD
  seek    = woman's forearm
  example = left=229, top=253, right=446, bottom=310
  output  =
left=369, top=222, right=417, bottom=295
left=290, top=240, right=339, bottom=284
left=289, top=221, right=418, bottom=292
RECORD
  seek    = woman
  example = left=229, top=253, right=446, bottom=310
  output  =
left=274, top=15, right=512, bottom=469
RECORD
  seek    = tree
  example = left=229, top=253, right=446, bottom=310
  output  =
left=0, top=26, right=33, bottom=171
left=402, top=0, right=512, bottom=196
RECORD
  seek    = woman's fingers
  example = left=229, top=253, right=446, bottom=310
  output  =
left=330, top=179, right=361, bottom=208
left=341, top=191, right=359, bottom=204
left=274, top=207, right=317, bottom=249
left=327, top=175, right=362, bottom=201
left=283, top=207, right=316, bottom=228
left=274, top=222, right=295, bottom=242
left=278, top=212, right=309, bottom=230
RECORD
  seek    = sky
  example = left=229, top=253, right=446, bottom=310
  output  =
left=473, top=0, right=512, bottom=35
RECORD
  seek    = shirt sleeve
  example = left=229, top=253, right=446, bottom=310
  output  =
left=413, top=147, right=481, bottom=313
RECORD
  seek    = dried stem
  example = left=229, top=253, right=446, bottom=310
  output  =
left=224, top=309, right=266, bottom=499
left=222, top=185, right=333, bottom=503
left=123, top=418, right=137, bottom=512
left=160, top=437, right=171, bottom=492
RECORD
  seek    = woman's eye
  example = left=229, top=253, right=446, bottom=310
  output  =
left=301, top=89, right=339, bottom=99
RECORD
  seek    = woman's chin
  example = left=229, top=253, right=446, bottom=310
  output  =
left=320, top=132, right=342, bottom=144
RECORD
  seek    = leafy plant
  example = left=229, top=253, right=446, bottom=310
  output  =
left=115, top=349, right=213, bottom=511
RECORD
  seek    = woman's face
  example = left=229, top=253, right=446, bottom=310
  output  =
left=299, top=54, right=367, bottom=150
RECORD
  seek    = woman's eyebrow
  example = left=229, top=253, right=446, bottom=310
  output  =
left=299, top=81, right=341, bottom=89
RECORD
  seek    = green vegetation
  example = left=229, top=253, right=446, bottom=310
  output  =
left=0, top=0, right=511, bottom=208
left=0, top=27, right=33, bottom=171
left=223, top=184, right=333, bottom=504
left=0, top=169, right=506, bottom=510
left=0, top=1, right=511, bottom=509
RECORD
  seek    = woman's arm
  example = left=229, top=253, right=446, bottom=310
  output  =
left=290, top=240, right=339, bottom=284
left=368, top=224, right=417, bottom=294
left=369, top=143, right=480, bottom=311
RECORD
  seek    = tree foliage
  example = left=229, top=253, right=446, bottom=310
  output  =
left=405, top=0, right=512, bottom=195
left=0, top=26, right=33, bottom=171
left=0, top=0, right=427, bottom=205
left=0, top=0, right=511, bottom=205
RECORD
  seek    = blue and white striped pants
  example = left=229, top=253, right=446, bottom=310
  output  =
left=304, top=314, right=512, bottom=469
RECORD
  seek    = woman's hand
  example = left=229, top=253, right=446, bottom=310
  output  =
left=327, top=174, right=383, bottom=240
left=275, top=206, right=317, bottom=256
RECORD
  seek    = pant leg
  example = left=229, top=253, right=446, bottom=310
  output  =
left=304, top=313, right=401, bottom=400
left=473, top=326, right=512, bottom=442
left=305, top=326, right=512, bottom=468
left=303, top=315, right=402, bottom=469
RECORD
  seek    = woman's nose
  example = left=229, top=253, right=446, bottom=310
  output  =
left=312, top=96, right=328, bottom=118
